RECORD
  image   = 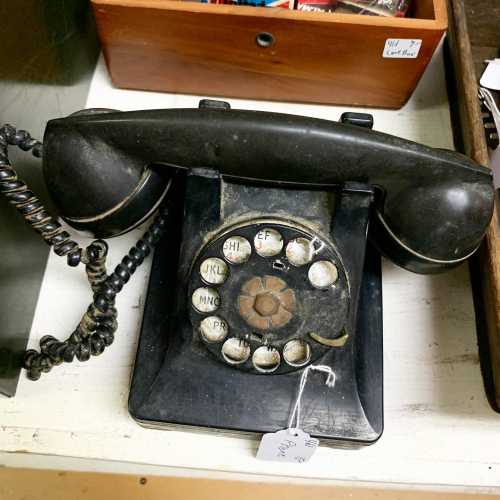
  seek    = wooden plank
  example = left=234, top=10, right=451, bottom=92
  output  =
left=464, top=0, right=500, bottom=96
left=445, top=0, right=500, bottom=408
left=1, top=467, right=499, bottom=500
left=463, top=0, right=500, bottom=49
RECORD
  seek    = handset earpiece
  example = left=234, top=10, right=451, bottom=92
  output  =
left=43, top=109, right=170, bottom=237
left=371, top=180, right=494, bottom=273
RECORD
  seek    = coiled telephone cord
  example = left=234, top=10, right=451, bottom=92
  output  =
left=0, top=124, right=168, bottom=380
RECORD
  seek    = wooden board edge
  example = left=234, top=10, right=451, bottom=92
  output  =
left=1, top=467, right=500, bottom=500
left=445, top=0, right=500, bottom=408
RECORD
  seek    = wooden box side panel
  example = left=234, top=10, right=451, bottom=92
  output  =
left=447, top=0, right=500, bottom=407
left=92, top=2, right=446, bottom=108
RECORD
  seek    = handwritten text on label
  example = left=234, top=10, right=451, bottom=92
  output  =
left=383, top=39, right=422, bottom=59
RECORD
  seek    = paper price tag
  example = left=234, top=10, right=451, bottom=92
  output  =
left=480, top=59, right=500, bottom=91
left=383, top=39, right=422, bottom=59
left=256, top=429, right=319, bottom=463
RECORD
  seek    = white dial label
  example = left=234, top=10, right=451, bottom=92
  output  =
left=200, top=257, right=229, bottom=285
left=199, top=316, right=228, bottom=342
left=223, top=236, right=252, bottom=264
left=308, top=261, right=338, bottom=289
left=254, top=228, right=283, bottom=257
left=286, top=238, right=313, bottom=267
left=192, top=287, right=220, bottom=313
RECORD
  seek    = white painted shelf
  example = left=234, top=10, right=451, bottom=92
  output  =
left=1, top=48, right=499, bottom=492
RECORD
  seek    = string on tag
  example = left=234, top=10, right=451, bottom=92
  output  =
left=287, top=364, right=336, bottom=435
left=308, top=236, right=325, bottom=261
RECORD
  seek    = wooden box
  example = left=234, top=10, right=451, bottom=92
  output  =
left=92, top=0, right=447, bottom=108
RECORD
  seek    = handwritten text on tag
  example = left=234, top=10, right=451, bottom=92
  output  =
left=383, top=39, right=422, bottom=59
left=256, top=429, right=319, bottom=463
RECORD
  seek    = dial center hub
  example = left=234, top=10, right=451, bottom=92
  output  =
left=254, top=292, right=280, bottom=317
left=238, top=275, right=296, bottom=330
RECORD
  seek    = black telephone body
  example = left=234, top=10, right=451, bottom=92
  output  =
left=3, top=100, right=494, bottom=447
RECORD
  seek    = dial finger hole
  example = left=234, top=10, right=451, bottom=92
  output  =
left=245, top=313, right=272, bottom=330
left=283, top=340, right=311, bottom=367
left=192, top=287, right=221, bottom=313
left=199, top=316, right=228, bottom=343
left=254, top=228, right=283, bottom=257
left=223, top=236, right=251, bottom=264
left=270, top=306, right=293, bottom=328
left=221, top=338, right=250, bottom=365
left=200, top=257, right=229, bottom=285
left=276, top=288, right=296, bottom=312
left=238, top=295, right=255, bottom=319
left=263, top=275, right=286, bottom=293
left=286, top=237, right=313, bottom=267
left=252, top=346, right=281, bottom=373
left=308, top=260, right=338, bottom=289
left=241, top=276, right=264, bottom=296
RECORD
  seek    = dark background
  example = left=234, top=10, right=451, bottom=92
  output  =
left=0, top=0, right=99, bottom=396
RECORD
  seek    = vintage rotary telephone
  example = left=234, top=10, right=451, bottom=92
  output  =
left=0, top=100, right=494, bottom=446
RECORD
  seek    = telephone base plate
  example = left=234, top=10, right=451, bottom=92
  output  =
left=129, top=235, right=383, bottom=447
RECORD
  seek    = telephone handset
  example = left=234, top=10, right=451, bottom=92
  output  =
left=43, top=102, right=493, bottom=272
left=0, top=101, right=494, bottom=445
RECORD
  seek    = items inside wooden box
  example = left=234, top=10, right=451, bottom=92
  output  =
left=184, top=0, right=415, bottom=16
